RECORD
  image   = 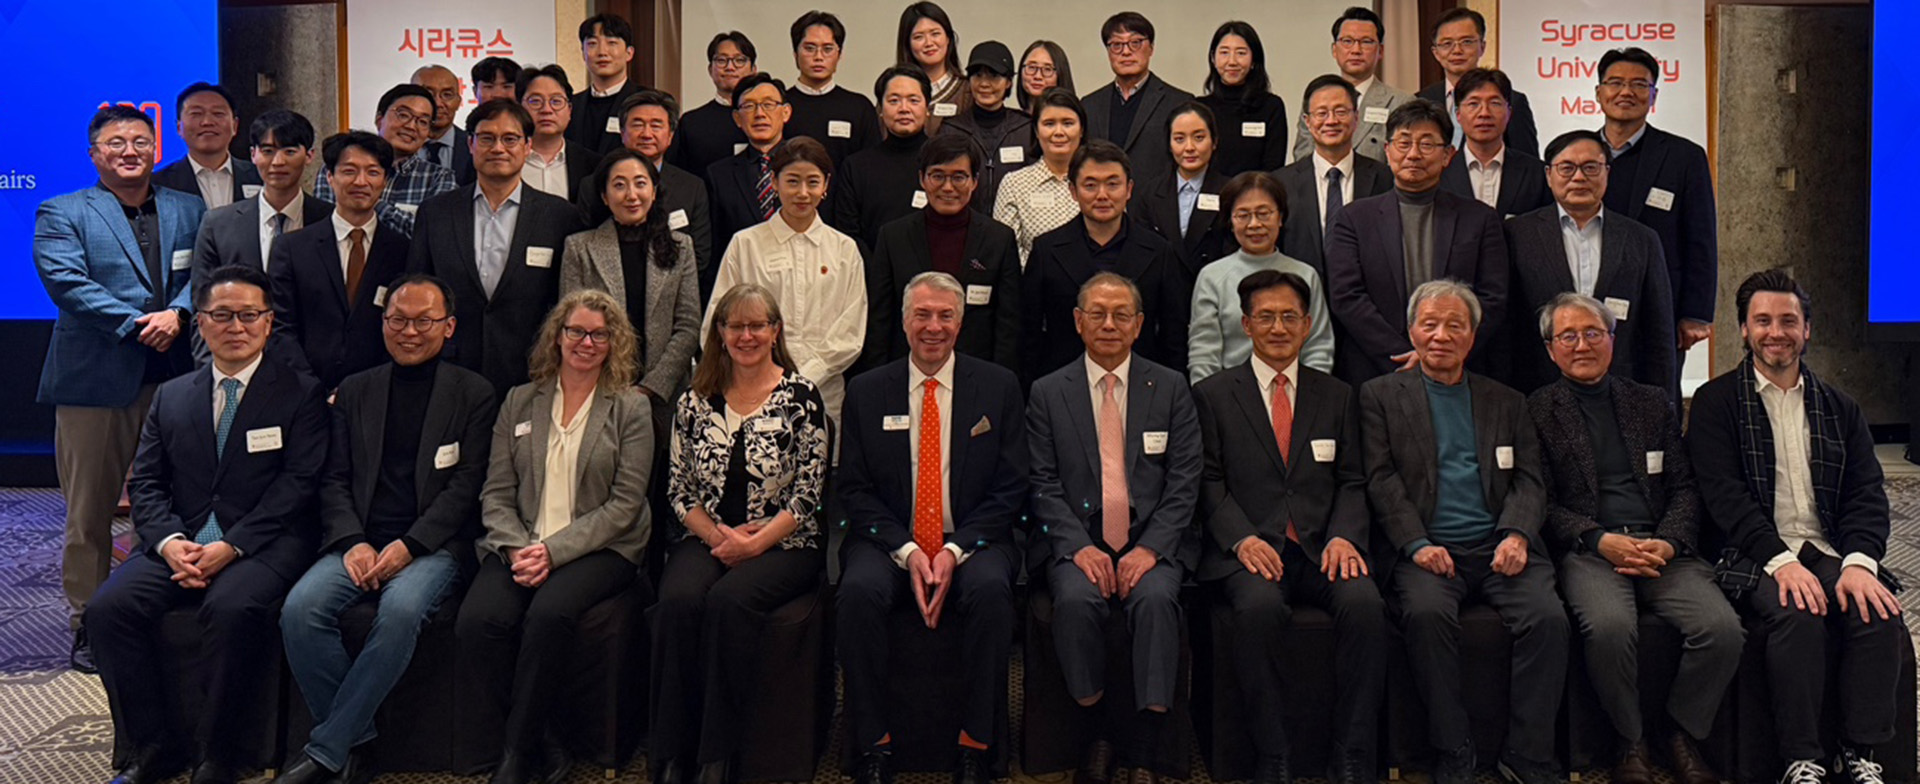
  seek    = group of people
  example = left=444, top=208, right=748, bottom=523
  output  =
left=31, top=5, right=1901, bottom=784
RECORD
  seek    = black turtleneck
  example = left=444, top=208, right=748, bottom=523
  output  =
left=972, top=104, right=1008, bottom=130
left=359, top=357, right=441, bottom=556
left=616, top=220, right=650, bottom=355
left=1566, top=375, right=1656, bottom=551
left=833, top=131, right=930, bottom=248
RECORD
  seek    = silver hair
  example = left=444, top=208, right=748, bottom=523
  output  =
left=1076, top=271, right=1143, bottom=311
left=901, top=271, right=966, bottom=323
left=1406, top=279, right=1482, bottom=331
left=1536, top=292, right=1616, bottom=341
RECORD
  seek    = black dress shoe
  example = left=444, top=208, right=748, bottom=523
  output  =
left=853, top=752, right=892, bottom=784
left=1081, top=739, right=1115, bottom=784
left=1254, top=755, right=1293, bottom=784
left=190, top=759, right=239, bottom=784
left=491, top=752, right=538, bottom=784
left=539, top=734, right=574, bottom=784
left=340, top=749, right=375, bottom=784
left=697, top=759, right=733, bottom=784
left=954, top=747, right=991, bottom=784
left=1612, top=739, right=1654, bottom=784
left=108, top=745, right=186, bottom=784
left=656, top=757, right=691, bottom=784
left=270, top=753, right=337, bottom=784
left=70, top=627, right=97, bottom=674
left=1326, top=746, right=1373, bottom=784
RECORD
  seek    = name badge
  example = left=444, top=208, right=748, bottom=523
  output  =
left=966, top=284, right=992, bottom=306
left=242, top=184, right=262, bottom=198
left=1241, top=121, right=1267, bottom=138
left=1495, top=445, right=1515, bottom=470
left=883, top=414, right=911, bottom=431
left=668, top=209, right=690, bottom=230
left=999, top=146, right=1024, bottom=164
left=911, top=190, right=928, bottom=209
left=394, top=203, right=419, bottom=215
left=434, top=442, right=460, bottom=469
left=1142, top=431, right=1168, bottom=454
left=1312, top=438, right=1337, bottom=462
left=933, top=102, right=958, bottom=117
left=828, top=120, right=853, bottom=138
left=1605, top=296, right=1631, bottom=321
left=1645, top=187, right=1676, bottom=211
left=604, top=116, right=621, bottom=134
left=525, top=247, right=554, bottom=268
left=753, top=416, right=783, bottom=433
left=246, top=426, right=284, bottom=453
left=733, top=142, right=748, bottom=155
left=1647, top=450, right=1665, bottom=475
left=1196, top=193, right=1220, bottom=211
left=514, top=421, right=532, bottom=438
left=170, top=249, right=192, bottom=271
left=1363, top=106, right=1390, bottom=125
left=373, top=286, right=389, bottom=308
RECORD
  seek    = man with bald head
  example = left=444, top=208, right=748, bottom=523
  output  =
left=412, top=64, right=475, bottom=184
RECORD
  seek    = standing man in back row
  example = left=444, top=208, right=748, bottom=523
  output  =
left=1081, top=12, right=1191, bottom=192
left=1292, top=7, right=1411, bottom=163
left=1419, top=8, right=1538, bottom=156
left=153, top=82, right=262, bottom=211
left=785, top=11, right=880, bottom=170
left=569, top=14, right=646, bottom=156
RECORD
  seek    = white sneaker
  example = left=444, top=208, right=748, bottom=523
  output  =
left=1834, top=747, right=1886, bottom=784
left=1779, top=759, right=1826, bottom=784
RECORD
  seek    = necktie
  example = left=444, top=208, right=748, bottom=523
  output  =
left=1324, top=168, right=1345, bottom=233
left=272, top=213, right=289, bottom=238
left=755, top=152, right=778, bottom=220
left=194, top=377, right=243, bottom=545
left=1099, top=373, right=1129, bottom=551
left=1271, top=375, right=1299, bottom=543
left=913, top=378, right=944, bottom=557
left=346, top=227, right=367, bottom=303
left=425, top=141, right=448, bottom=168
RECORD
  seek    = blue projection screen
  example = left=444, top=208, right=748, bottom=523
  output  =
left=1870, top=4, right=1920, bottom=338
left=0, top=1, right=218, bottom=321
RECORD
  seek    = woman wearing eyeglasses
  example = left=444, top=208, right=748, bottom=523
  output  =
left=1197, top=21, right=1288, bottom=176
left=651, top=282, right=829, bottom=784
left=1187, top=171, right=1334, bottom=384
left=459, top=289, right=655, bottom=784
left=1015, top=40, right=1074, bottom=114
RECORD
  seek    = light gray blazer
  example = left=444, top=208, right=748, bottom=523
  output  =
left=559, top=219, right=702, bottom=397
left=479, top=379, right=654, bottom=568
left=1291, top=78, right=1413, bottom=163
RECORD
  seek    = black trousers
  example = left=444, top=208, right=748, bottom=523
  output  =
left=650, top=539, right=822, bottom=769
left=1746, top=545, right=1905, bottom=759
left=1217, top=542, right=1389, bottom=759
left=86, top=552, right=295, bottom=765
left=836, top=541, right=1017, bottom=751
left=454, top=550, right=637, bottom=753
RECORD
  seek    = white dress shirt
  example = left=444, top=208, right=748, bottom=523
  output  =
left=892, top=352, right=971, bottom=568
left=792, top=80, right=836, bottom=96
left=1248, top=354, right=1299, bottom=427
left=1352, top=76, right=1377, bottom=103
left=590, top=78, right=629, bottom=98
left=1756, top=372, right=1879, bottom=576
left=332, top=211, right=379, bottom=282
left=523, top=143, right=570, bottom=200
left=191, top=155, right=236, bottom=210
left=535, top=384, right=597, bottom=542
left=1557, top=206, right=1604, bottom=296
left=258, top=191, right=307, bottom=268
left=1311, top=151, right=1358, bottom=229
left=157, top=353, right=264, bottom=553
left=1466, top=147, right=1505, bottom=210
left=708, top=214, right=868, bottom=424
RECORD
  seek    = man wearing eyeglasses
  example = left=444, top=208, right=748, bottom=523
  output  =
left=707, top=73, right=792, bottom=272
left=1276, top=75, right=1394, bottom=275
left=1081, top=12, right=1191, bottom=194
left=38, top=105, right=205, bottom=674
left=1417, top=9, right=1539, bottom=157
left=408, top=100, right=589, bottom=398
left=516, top=65, right=602, bottom=204
left=274, top=274, right=497, bottom=784
left=1504, top=130, right=1675, bottom=398
left=1594, top=47, right=1718, bottom=357
left=785, top=11, right=879, bottom=170
left=671, top=32, right=757, bottom=184
left=1292, top=7, right=1410, bottom=164
left=316, top=84, right=458, bottom=237
left=1525, top=292, right=1737, bottom=784
left=1437, top=69, right=1551, bottom=219
left=153, top=82, right=263, bottom=210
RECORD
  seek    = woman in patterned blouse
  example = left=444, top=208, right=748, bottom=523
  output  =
left=992, top=87, right=1086, bottom=268
left=651, top=282, right=829, bottom=784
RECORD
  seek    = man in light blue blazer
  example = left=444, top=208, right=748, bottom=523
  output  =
left=35, top=105, right=204, bottom=673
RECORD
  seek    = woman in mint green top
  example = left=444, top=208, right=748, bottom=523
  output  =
left=1188, top=171, right=1335, bottom=382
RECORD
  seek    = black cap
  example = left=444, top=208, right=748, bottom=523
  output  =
left=966, top=41, right=1015, bottom=78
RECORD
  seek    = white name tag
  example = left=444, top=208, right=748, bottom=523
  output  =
left=1196, top=193, right=1220, bottom=211
left=242, top=184, right=262, bottom=198
left=1647, top=450, right=1665, bottom=475
left=394, top=203, right=419, bottom=215
left=434, top=442, right=460, bottom=469
left=1605, top=297, right=1631, bottom=321
left=933, top=102, right=958, bottom=117
left=1312, top=438, right=1337, bottom=462
left=1241, top=121, right=1267, bottom=138
left=911, top=190, right=928, bottom=209
left=1495, top=445, right=1515, bottom=470
left=1645, top=187, right=1675, bottom=211
left=753, top=416, right=783, bottom=433
left=373, top=286, right=389, bottom=308
left=605, top=116, right=621, bottom=134
left=1363, top=106, right=1390, bottom=125
left=668, top=209, right=690, bottom=230
left=171, top=249, right=192, bottom=271
left=733, top=142, right=748, bottom=155
left=999, top=146, right=1024, bottom=164
left=246, top=426, right=284, bottom=453
left=828, top=120, right=853, bottom=138
left=525, top=247, right=553, bottom=268
left=514, top=420, right=532, bottom=438
left=883, top=414, right=911, bottom=431
left=966, top=284, right=992, bottom=306
left=1142, top=431, right=1168, bottom=454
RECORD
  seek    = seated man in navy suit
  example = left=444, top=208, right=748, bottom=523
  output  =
left=1027, top=271, right=1201, bottom=784
left=86, top=265, right=329, bottom=784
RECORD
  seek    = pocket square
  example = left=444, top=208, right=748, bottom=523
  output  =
left=970, top=416, right=991, bottom=436
left=969, top=258, right=987, bottom=271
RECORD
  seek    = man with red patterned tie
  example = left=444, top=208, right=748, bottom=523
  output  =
left=837, top=271, right=1029, bottom=784
left=1026, top=272, right=1202, bottom=784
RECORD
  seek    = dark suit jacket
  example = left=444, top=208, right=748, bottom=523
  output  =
left=1081, top=73, right=1194, bottom=191
left=1022, top=217, right=1191, bottom=384
left=551, top=141, right=602, bottom=202
left=862, top=210, right=1022, bottom=373
left=1027, top=354, right=1202, bottom=571
left=127, top=354, right=329, bottom=579
left=424, top=128, right=476, bottom=186
left=1438, top=148, right=1553, bottom=218
left=1527, top=376, right=1697, bottom=557
left=1129, top=168, right=1231, bottom=277
left=1417, top=82, right=1540, bottom=157
left=190, top=193, right=334, bottom=281
left=321, top=360, right=497, bottom=557
left=407, top=185, right=588, bottom=395
left=1275, top=154, right=1394, bottom=275
left=1503, top=206, right=1676, bottom=397
left=1192, top=362, right=1370, bottom=581
left=1599, top=124, right=1717, bottom=324
left=268, top=219, right=411, bottom=389
left=1358, top=370, right=1545, bottom=559
left=838, top=354, right=1029, bottom=561
left=153, top=156, right=263, bottom=206
left=1323, top=189, right=1509, bottom=385
left=706, top=146, right=772, bottom=264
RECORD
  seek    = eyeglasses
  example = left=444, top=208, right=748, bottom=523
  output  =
left=474, top=134, right=525, bottom=149
left=1078, top=309, right=1138, bottom=326
left=96, top=137, right=156, bottom=153
left=1307, top=107, right=1354, bottom=123
left=1600, top=78, right=1656, bottom=94
left=199, top=309, right=269, bottom=324
left=1431, top=37, right=1482, bottom=52
left=386, top=108, right=432, bottom=129
left=711, top=55, right=751, bottom=69
left=1551, top=161, right=1609, bottom=179
left=799, top=43, right=839, bottom=57
left=923, top=171, right=974, bottom=187
left=1458, top=98, right=1508, bottom=113
left=383, top=315, right=449, bottom=332
left=1105, top=38, right=1150, bottom=54
left=1335, top=37, right=1380, bottom=50
left=522, top=96, right=568, bottom=111
left=1388, top=138, right=1449, bottom=155
left=735, top=100, right=788, bottom=115
left=722, top=320, right=777, bottom=335
left=1231, top=208, right=1279, bottom=225
left=1022, top=63, right=1057, bottom=77
left=1550, top=328, right=1613, bottom=348
left=563, top=326, right=612, bottom=344
left=1249, top=311, right=1306, bottom=328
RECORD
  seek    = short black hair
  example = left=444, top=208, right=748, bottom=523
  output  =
left=772, top=136, right=835, bottom=178
left=1030, top=87, right=1087, bottom=149
left=1542, top=129, right=1612, bottom=167
left=516, top=64, right=574, bottom=98
left=1386, top=99, right=1453, bottom=143
left=1598, top=47, right=1661, bottom=84
left=1331, top=6, right=1383, bottom=41
left=249, top=109, right=314, bottom=150
left=1452, top=68, right=1513, bottom=106
left=1205, top=21, right=1269, bottom=99
left=1101, top=12, right=1155, bottom=44
left=730, top=73, right=787, bottom=111
left=385, top=273, right=458, bottom=316
left=708, top=31, right=757, bottom=63
left=919, top=132, right=981, bottom=174
left=196, top=264, right=273, bottom=311
left=1070, top=138, right=1130, bottom=183
left=175, top=81, right=235, bottom=117
left=579, top=14, right=633, bottom=45
left=1238, top=269, right=1313, bottom=317
left=1166, top=101, right=1217, bottom=142
left=1301, top=74, right=1359, bottom=112
left=874, top=65, right=932, bottom=104
left=1219, top=170, right=1288, bottom=227
left=465, top=98, right=535, bottom=136
left=471, top=57, right=522, bottom=89
left=791, top=11, right=846, bottom=48
left=322, top=130, right=396, bottom=175
left=1736, top=268, right=1812, bottom=324
left=377, top=84, right=435, bottom=119
left=621, top=90, right=682, bottom=133
left=1432, top=7, right=1486, bottom=39
left=89, top=105, right=155, bottom=144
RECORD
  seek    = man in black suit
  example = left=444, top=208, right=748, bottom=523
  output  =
left=408, top=100, right=588, bottom=396
left=270, top=132, right=414, bottom=390
left=1438, top=70, right=1550, bottom=219
left=672, top=31, right=756, bottom=181
left=1324, top=100, right=1507, bottom=386
left=567, top=14, right=645, bottom=155
left=86, top=265, right=328, bottom=784
left=1505, top=131, right=1675, bottom=397
left=1276, top=75, right=1393, bottom=275
left=1596, top=47, right=1717, bottom=354
left=1081, top=12, right=1192, bottom=191
left=1023, top=140, right=1189, bottom=383
left=516, top=65, right=602, bottom=204
left=837, top=272, right=1028, bottom=784
left=1028, top=272, right=1201, bottom=784
left=863, top=133, right=1020, bottom=373
left=1359, top=280, right=1564, bottom=784
left=191, top=109, right=331, bottom=287
left=1129, top=102, right=1229, bottom=277
left=1687, top=270, right=1904, bottom=784
left=1418, top=8, right=1538, bottom=156
left=152, top=82, right=262, bottom=210
left=708, top=73, right=792, bottom=268
left=1526, top=292, right=1738, bottom=784
left=412, top=65, right=475, bottom=185
left=1193, top=270, right=1386, bottom=784
left=274, top=275, right=497, bottom=784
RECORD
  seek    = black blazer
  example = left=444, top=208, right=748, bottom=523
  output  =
left=1438, top=148, right=1553, bottom=218
left=557, top=142, right=603, bottom=202
left=190, top=193, right=334, bottom=281
left=1081, top=73, right=1195, bottom=191
left=1021, top=217, right=1191, bottom=384
left=1129, top=168, right=1231, bottom=277
left=268, top=219, right=411, bottom=390
left=320, top=360, right=498, bottom=557
left=1417, top=82, right=1540, bottom=157
left=1527, top=376, right=1698, bottom=557
left=153, top=156, right=263, bottom=206
left=1274, top=154, right=1394, bottom=275
left=407, top=185, right=588, bottom=396
left=1599, top=124, right=1718, bottom=325
left=1193, top=362, right=1370, bottom=581
left=862, top=210, right=1022, bottom=373
left=838, top=354, right=1029, bottom=560
left=1323, top=189, right=1509, bottom=385
left=706, top=146, right=772, bottom=263
left=1503, top=206, right=1676, bottom=397
left=437, top=128, right=476, bottom=186
left=127, top=354, right=330, bottom=579
left=937, top=109, right=1036, bottom=212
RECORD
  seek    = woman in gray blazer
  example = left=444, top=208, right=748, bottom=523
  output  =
left=456, top=289, right=654, bottom=784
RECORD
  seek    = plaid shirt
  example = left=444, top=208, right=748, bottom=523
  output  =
left=314, top=155, right=455, bottom=237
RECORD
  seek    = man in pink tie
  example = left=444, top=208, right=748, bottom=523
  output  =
left=1026, top=271, right=1203, bottom=784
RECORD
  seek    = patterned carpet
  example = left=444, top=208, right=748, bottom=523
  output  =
left=4, top=476, right=1920, bottom=784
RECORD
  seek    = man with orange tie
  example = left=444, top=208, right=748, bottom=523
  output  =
left=837, top=271, right=1029, bottom=784
left=1027, top=272, right=1202, bottom=784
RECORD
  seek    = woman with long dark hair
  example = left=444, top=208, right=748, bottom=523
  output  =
left=1197, top=21, right=1288, bottom=176
left=897, top=2, right=965, bottom=115
left=1015, top=40, right=1075, bottom=113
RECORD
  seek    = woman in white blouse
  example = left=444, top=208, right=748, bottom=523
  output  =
left=459, top=289, right=654, bottom=784
left=992, top=87, right=1086, bottom=267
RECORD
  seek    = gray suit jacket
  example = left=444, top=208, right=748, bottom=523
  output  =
left=1292, top=79, right=1411, bottom=163
left=189, top=194, right=334, bottom=364
left=559, top=220, right=702, bottom=397
left=1274, top=153, right=1394, bottom=273
left=1503, top=206, right=1676, bottom=398
left=479, top=381, right=654, bottom=568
